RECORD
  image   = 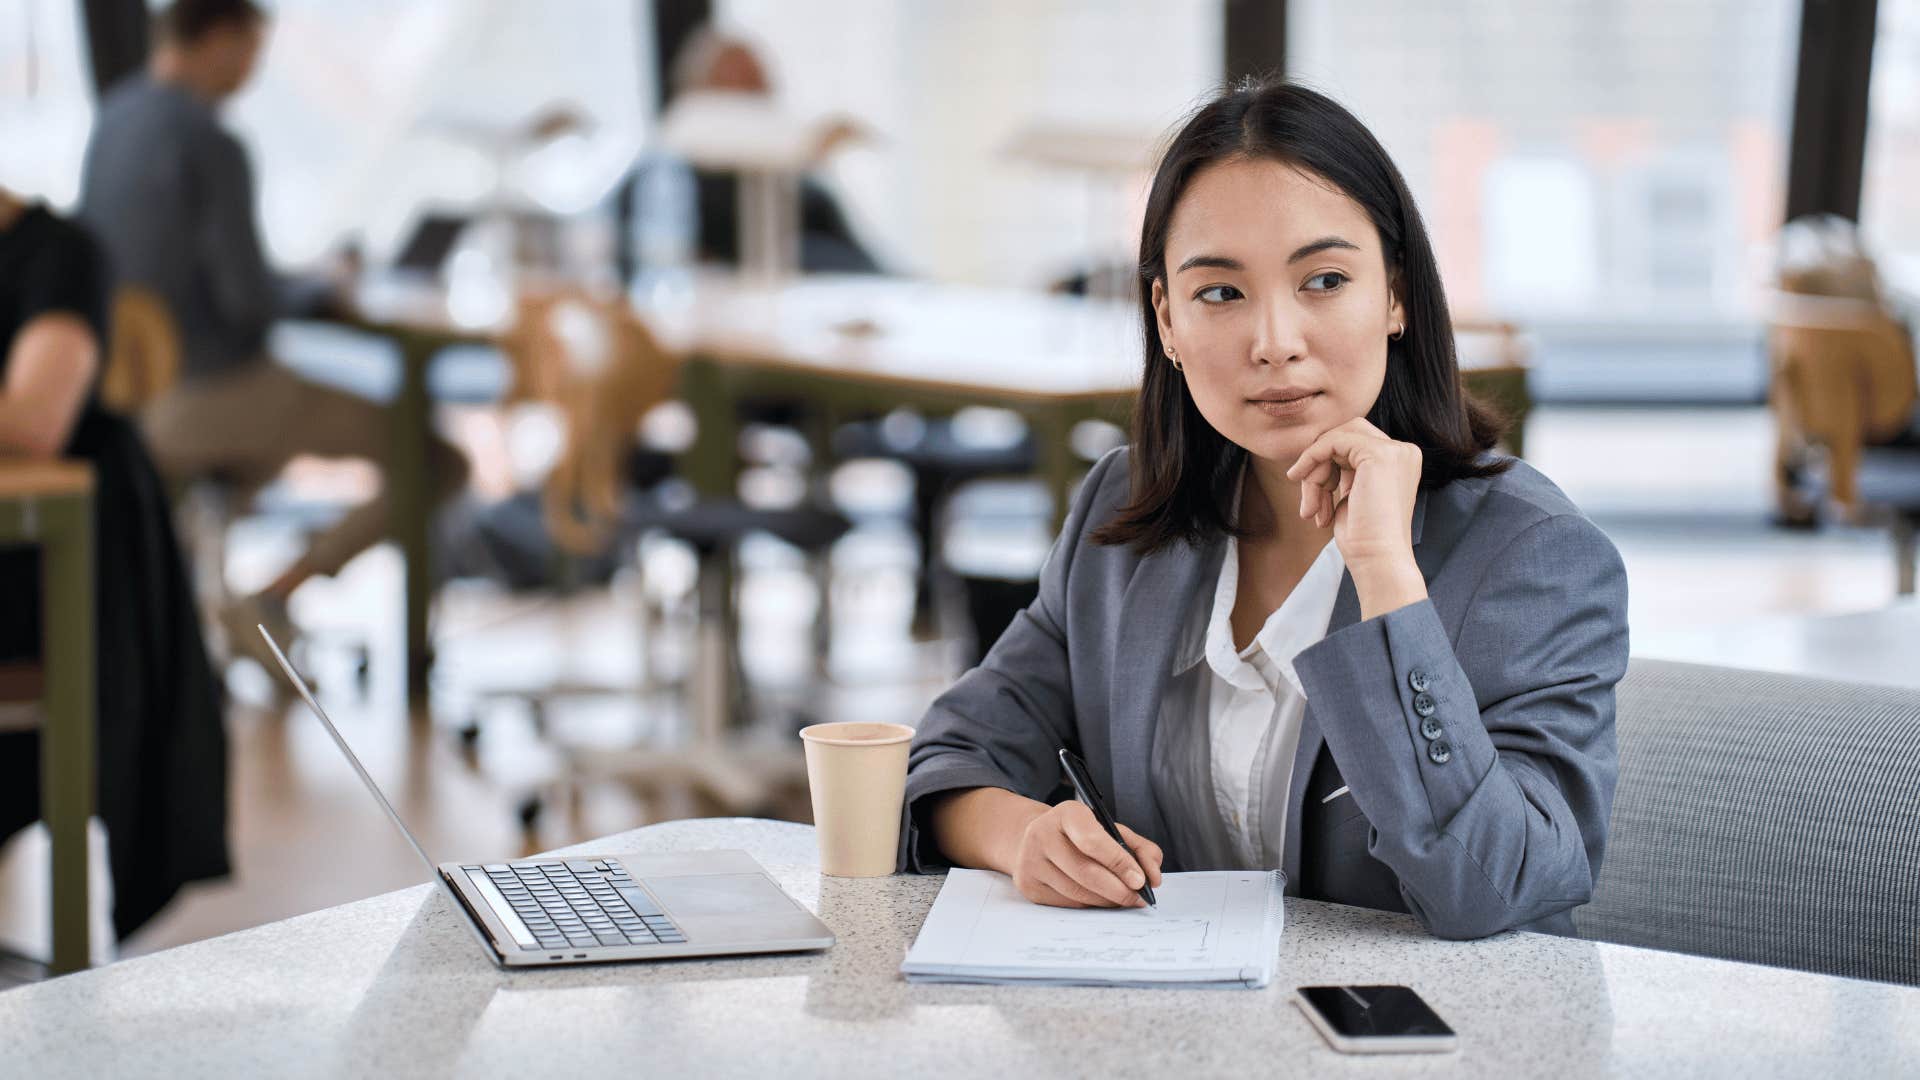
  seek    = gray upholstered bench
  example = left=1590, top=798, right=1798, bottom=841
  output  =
left=1575, top=658, right=1920, bottom=985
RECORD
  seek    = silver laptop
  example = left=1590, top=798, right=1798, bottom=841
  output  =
left=258, top=627, right=836, bottom=968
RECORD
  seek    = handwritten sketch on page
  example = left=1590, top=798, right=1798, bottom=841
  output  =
left=901, top=868, right=1285, bottom=987
left=956, top=872, right=1240, bottom=970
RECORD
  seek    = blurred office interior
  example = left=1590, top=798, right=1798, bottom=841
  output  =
left=0, top=0, right=1916, bottom=979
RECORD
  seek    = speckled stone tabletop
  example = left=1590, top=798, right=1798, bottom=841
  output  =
left=3, top=818, right=1916, bottom=1078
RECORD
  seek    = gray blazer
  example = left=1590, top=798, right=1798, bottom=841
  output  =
left=900, top=446, right=1629, bottom=939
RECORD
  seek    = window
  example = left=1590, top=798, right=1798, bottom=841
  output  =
left=0, top=0, right=94, bottom=208
left=1288, top=0, right=1800, bottom=327
left=1862, top=0, right=1920, bottom=300
left=226, top=0, right=648, bottom=263
left=719, top=0, right=1222, bottom=286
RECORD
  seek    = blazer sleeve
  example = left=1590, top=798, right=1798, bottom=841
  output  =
left=895, top=447, right=1123, bottom=873
left=1292, top=512, right=1629, bottom=938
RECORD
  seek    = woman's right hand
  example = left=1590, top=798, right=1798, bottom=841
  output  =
left=1009, top=800, right=1165, bottom=908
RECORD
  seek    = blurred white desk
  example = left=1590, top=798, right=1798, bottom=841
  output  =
left=4, top=818, right=1917, bottom=1077
left=1634, top=598, right=1920, bottom=690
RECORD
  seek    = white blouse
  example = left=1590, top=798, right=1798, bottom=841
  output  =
left=1164, top=530, right=1346, bottom=868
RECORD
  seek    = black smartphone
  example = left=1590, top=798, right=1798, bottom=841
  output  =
left=1294, top=985, right=1457, bottom=1054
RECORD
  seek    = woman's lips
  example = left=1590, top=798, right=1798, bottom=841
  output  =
left=1249, top=391, right=1321, bottom=417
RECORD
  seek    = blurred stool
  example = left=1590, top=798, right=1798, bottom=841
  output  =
left=939, top=478, right=1054, bottom=666
left=835, top=407, right=1036, bottom=630
left=1856, top=429, right=1920, bottom=595
left=480, top=291, right=849, bottom=839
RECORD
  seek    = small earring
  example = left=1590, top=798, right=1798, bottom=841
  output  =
left=1166, top=346, right=1183, bottom=372
left=1389, top=324, right=1405, bottom=341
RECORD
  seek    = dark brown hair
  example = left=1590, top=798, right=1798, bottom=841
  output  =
left=1093, top=78, right=1510, bottom=553
left=155, top=0, right=266, bottom=45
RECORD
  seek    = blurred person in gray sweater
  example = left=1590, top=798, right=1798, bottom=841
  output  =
left=80, top=0, right=467, bottom=667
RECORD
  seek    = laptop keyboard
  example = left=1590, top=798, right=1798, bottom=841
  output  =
left=466, top=859, right=687, bottom=951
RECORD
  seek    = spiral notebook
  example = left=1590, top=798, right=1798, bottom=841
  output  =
left=900, top=868, right=1286, bottom=989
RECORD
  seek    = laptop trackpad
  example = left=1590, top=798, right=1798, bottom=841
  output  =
left=647, top=873, right=805, bottom=920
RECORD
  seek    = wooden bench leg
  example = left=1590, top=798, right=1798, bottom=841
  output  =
left=42, top=492, right=94, bottom=974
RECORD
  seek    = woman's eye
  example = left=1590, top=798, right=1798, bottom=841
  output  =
left=1304, top=272, right=1348, bottom=292
left=1195, top=284, right=1242, bottom=303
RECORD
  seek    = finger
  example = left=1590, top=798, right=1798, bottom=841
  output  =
left=1319, top=464, right=1345, bottom=527
left=1320, top=460, right=1342, bottom=499
left=1025, top=877, right=1090, bottom=909
left=1331, top=472, right=1353, bottom=524
left=1344, top=415, right=1391, bottom=440
left=1301, top=458, right=1339, bottom=522
left=1116, top=826, right=1165, bottom=887
left=1285, top=434, right=1335, bottom=481
left=1043, top=861, right=1132, bottom=908
left=1314, top=428, right=1394, bottom=467
left=1301, top=457, right=1338, bottom=492
left=1055, top=822, right=1149, bottom=903
left=1291, top=418, right=1381, bottom=475
left=1059, top=805, right=1148, bottom=884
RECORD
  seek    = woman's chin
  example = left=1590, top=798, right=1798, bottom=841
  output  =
left=1237, top=431, right=1316, bottom=469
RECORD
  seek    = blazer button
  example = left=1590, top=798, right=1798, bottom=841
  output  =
left=1420, top=715, right=1444, bottom=741
left=1412, top=691, right=1437, bottom=717
left=1408, top=669, right=1432, bottom=693
left=1428, top=739, right=1453, bottom=765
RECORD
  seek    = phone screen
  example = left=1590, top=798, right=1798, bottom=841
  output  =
left=1298, top=985, right=1453, bottom=1039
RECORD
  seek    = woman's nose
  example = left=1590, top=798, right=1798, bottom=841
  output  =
left=1251, top=299, right=1308, bottom=365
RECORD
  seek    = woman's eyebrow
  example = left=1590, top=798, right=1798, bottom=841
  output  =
left=1175, top=236, right=1360, bottom=275
left=1287, top=236, right=1360, bottom=263
left=1174, top=253, right=1243, bottom=274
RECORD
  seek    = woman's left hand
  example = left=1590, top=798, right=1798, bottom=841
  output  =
left=1285, top=418, right=1429, bottom=616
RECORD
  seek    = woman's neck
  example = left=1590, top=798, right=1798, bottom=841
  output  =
left=0, top=191, right=25, bottom=232
left=1240, top=455, right=1334, bottom=555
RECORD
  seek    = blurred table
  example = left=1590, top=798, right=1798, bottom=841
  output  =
left=671, top=280, right=1533, bottom=519
left=666, top=277, right=1140, bottom=529
left=0, top=460, right=95, bottom=974
left=1634, top=598, right=1920, bottom=691
left=336, top=286, right=493, bottom=708
left=5, top=817, right=1918, bottom=1077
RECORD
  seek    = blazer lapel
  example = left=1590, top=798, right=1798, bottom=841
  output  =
left=1109, top=536, right=1220, bottom=856
left=1283, top=487, right=1431, bottom=888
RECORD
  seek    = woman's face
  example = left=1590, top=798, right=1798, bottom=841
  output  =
left=1151, top=156, right=1403, bottom=469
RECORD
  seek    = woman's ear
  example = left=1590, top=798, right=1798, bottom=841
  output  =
left=1150, top=277, right=1175, bottom=351
left=1387, top=270, right=1407, bottom=338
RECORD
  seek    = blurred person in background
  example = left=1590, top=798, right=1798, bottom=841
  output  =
left=0, top=187, right=228, bottom=941
left=613, top=23, right=884, bottom=282
left=78, top=0, right=469, bottom=667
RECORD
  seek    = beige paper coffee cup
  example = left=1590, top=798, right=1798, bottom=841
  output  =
left=799, top=721, right=914, bottom=877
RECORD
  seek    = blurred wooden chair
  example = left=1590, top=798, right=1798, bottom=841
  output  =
left=483, top=290, right=847, bottom=840
left=99, top=288, right=181, bottom=415
left=1767, top=292, right=1917, bottom=521
left=503, top=291, right=684, bottom=560
left=1453, top=318, right=1532, bottom=459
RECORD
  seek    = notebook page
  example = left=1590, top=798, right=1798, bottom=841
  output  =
left=904, top=868, right=1279, bottom=978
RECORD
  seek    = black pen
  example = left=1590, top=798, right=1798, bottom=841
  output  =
left=1057, top=747, right=1157, bottom=909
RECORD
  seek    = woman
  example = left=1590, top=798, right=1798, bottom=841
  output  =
left=900, top=81, right=1628, bottom=940
left=0, top=189, right=228, bottom=941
